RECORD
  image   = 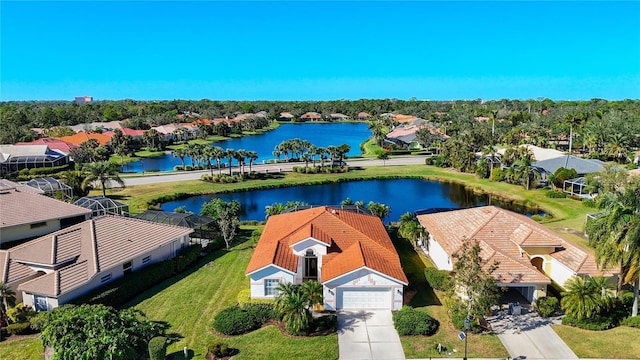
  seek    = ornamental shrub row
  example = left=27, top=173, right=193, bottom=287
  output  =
left=6, top=322, right=35, bottom=335
left=392, top=306, right=439, bottom=336
left=213, top=303, right=279, bottom=336
left=561, top=314, right=616, bottom=331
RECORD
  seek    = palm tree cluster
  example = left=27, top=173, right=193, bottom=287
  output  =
left=398, top=212, right=425, bottom=249
left=173, top=145, right=258, bottom=177
left=561, top=276, right=615, bottom=320
left=273, top=139, right=350, bottom=168
left=274, top=281, right=323, bottom=336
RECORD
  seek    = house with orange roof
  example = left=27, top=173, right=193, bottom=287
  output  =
left=245, top=207, right=408, bottom=310
left=57, top=131, right=111, bottom=147
left=300, top=112, right=322, bottom=122
left=356, top=112, right=371, bottom=120
left=417, top=206, right=616, bottom=303
left=0, top=215, right=193, bottom=311
left=103, top=127, right=145, bottom=139
left=16, top=138, right=78, bottom=154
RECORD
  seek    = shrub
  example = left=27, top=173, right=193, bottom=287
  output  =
left=206, top=342, right=233, bottom=359
left=450, top=306, right=482, bottom=334
left=313, top=314, right=337, bottom=332
left=6, top=322, right=34, bottom=335
left=424, top=268, right=449, bottom=291
left=620, top=316, right=640, bottom=328
left=535, top=296, right=559, bottom=317
left=242, top=303, right=277, bottom=325
left=213, top=306, right=260, bottom=335
left=545, top=190, right=567, bottom=198
left=148, top=336, right=167, bottom=360
left=582, top=199, right=596, bottom=208
left=561, top=314, right=616, bottom=330
left=392, top=306, right=439, bottom=336
left=490, top=168, right=505, bottom=182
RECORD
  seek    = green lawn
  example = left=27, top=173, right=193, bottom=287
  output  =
left=552, top=324, right=640, bottom=359
left=0, top=337, right=43, bottom=360
left=391, top=229, right=510, bottom=359
left=129, top=227, right=338, bottom=360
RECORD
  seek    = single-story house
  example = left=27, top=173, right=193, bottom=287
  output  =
left=279, top=112, right=294, bottom=121
left=245, top=207, right=408, bottom=310
left=16, top=138, right=78, bottom=155
left=57, top=131, right=112, bottom=147
left=533, top=155, right=605, bottom=176
left=356, top=112, right=371, bottom=120
left=0, top=144, right=70, bottom=174
left=0, top=180, right=91, bottom=244
left=417, top=206, right=614, bottom=303
left=330, top=113, right=350, bottom=121
left=0, top=215, right=193, bottom=311
left=300, top=112, right=322, bottom=121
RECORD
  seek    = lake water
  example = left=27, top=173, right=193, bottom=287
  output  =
left=122, top=122, right=371, bottom=172
left=159, top=178, right=539, bottom=222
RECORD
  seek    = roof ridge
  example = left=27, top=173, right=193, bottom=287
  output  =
left=89, top=219, right=99, bottom=273
left=326, top=208, right=397, bottom=258
left=0, top=251, right=9, bottom=283
left=274, top=207, right=327, bottom=242
left=51, top=234, right=57, bottom=264
left=464, top=207, right=501, bottom=248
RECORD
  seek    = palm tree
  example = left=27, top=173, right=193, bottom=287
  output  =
left=316, top=147, right=327, bottom=168
left=202, top=146, right=216, bottom=177
left=172, top=148, right=188, bottom=170
left=301, top=280, right=324, bottom=309
left=275, top=283, right=312, bottom=336
left=235, top=149, right=247, bottom=174
left=82, top=161, right=125, bottom=197
left=561, top=276, right=614, bottom=320
left=0, top=281, right=16, bottom=332
left=481, top=145, right=499, bottom=179
left=563, top=112, right=588, bottom=155
left=247, top=151, right=258, bottom=173
left=225, top=148, right=236, bottom=175
left=586, top=180, right=640, bottom=316
left=211, top=146, right=224, bottom=175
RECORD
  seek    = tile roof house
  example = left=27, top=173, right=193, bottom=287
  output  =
left=16, top=138, right=78, bottom=155
left=330, top=113, right=350, bottom=121
left=279, top=112, right=294, bottom=121
left=0, top=216, right=193, bottom=311
left=533, top=155, right=605, bottom=176
left=0, top=180, right=91, bottom=244
left=356, top=112, right=371, bottom=120
left=103, top=127, right=145, bottom=139
left=57, top=132, right=112, bottom=147
left=246, top=207, right=408, bottom=310
left=300, top=112, right=322, bottom=121
left=417, top=206, right=615, bottom=303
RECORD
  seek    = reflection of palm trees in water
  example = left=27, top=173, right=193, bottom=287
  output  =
left=442, top=183, right=488, bottom=208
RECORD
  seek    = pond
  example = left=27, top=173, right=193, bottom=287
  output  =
left=159, top=178, right=541, bottom=222
left=122, top=122, right=371, bottom=172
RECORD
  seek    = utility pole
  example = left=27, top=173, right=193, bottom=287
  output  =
left=463, top=318, right=470, bottom=360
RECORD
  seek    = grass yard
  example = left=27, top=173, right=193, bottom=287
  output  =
left=391, top=229, right=510, bottom=359
left=552, top=324, right=640, bottom=359
left=128, top=226, right=338, bottom=360
left=0, top=337, right=43, bottom=360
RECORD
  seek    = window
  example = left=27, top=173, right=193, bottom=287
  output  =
left=264, top=279, right=280, bottom=296
left=101, top=274, right=112, bottom=283
left=34, top=295, right=48, bottom=312
left=142, top=256, right=151, bottom=264
left=304, top=249, right=318, bottom=280
left=30, top=222, right=47, bottom=229
left=123, top=261, right=132, bottom=275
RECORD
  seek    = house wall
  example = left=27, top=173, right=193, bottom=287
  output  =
left=426, top=234, right=453, bottom=271
left=249, top=267, right=295, bottom=298
left=323, top=268, right=404, bottom=311
left=548, top=258, right=576, bottom=288
left=522, top=247, right=557, bottom=256
left=290, top=240, right=327, bottom=283
left=22, top=237, right=186, bottom=310
left=0, top=221, right=61, bottom=244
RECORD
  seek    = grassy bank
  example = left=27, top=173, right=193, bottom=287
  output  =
left=552, top=324, right=640, bottom=359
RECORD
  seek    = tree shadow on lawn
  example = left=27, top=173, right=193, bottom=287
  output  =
left=121, top=229, right=255, bottom=309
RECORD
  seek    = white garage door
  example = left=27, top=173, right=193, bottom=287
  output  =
left=337, top=288, right=392, bottom=309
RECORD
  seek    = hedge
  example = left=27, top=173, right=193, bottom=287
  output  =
left=561, top=314, right=616, bottom=330
left=620, top=316, right=640, bottom=328
left=424, top=268, right=449, bottom=291
left=213, top=306, right=261, bottom=335
left=6, top=322, right=34, bottom=335
left=242, top=303, right=279, bottom=324
left=73, top=244, right=202, bottom=308
left=392, top=306, right=439, bottom=336
left=148, top=336, right=167, bottom=360
left=545, top=190, right=568, bottom=198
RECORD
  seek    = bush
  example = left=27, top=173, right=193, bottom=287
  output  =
left=313, top=314, right=337, bottom=332
left=450, top=306, right=482, bottom=334
left=424, top=268, right=449, bottom=291
left=620, top=316, right=640, bottom=328
left=242, top=303, right=277, bottom=325
left=535, top=296, right=559, bottom=317
left=545, top=190, right=567, bottom=198
left=561, top=314, right=616, bottom=330
left=213, top=306, right=260, bottom=335
left=392, top=306, right=439, bottom=336
left=148, top=336, right=167, bottom=360
left=490, top=168, right=505, bottom=182
left=6, top=322, right=34, bottom=335
left=582, top=199, right=596, bottom=208
left=206, top=342, right=233, bottom=359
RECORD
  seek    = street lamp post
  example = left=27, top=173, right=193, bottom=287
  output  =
left=463, top=318, right=470, bottom=360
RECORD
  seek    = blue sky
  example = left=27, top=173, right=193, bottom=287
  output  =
left=1, top=1, right=639, bottom=101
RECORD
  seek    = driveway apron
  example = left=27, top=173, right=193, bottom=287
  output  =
left=337, top=310, right=405, bottom=360
left=487, top=307, right=578, bottom=360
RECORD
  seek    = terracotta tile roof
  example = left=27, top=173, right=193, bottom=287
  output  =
left=301, top=112, right=322, bottom=119
left=356, top=112, right=371, bottom=118
left=0, top=187, right=91, bottom=229
left=246, top=207, right=408, bottom=284
left=16, top=138, right=78, bottom=154
left=57, top=132, right=111, bottom=146
left=14, top=216, right=193, bottom=297
left=103, top=128, right=145, bottom=138
left=417, top=206, right=608, bottom=283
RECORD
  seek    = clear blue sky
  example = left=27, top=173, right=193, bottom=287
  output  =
left=2, top=1, right=639, bottom=101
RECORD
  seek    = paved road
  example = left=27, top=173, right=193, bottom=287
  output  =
left=486, top=306, right=577, bottom=360
left=118, top=155, right=427, bottom=187
left=337, top=310, right=405, bottom=360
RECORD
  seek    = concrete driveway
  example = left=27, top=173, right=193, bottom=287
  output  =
left=337, top=310, right=405, bottom=360
left=487, top=306, right=577, bottom=360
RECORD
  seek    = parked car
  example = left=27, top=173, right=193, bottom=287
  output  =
left=332, top=161, right=347, bottom=166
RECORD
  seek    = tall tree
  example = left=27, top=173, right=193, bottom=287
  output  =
left=561, top=276, right=614, bottom=320
left=225, top=148, right=236, bottom=175
left=247, top=151, right=258, bottom=173
left=448, top=239, right=500, bottom=325
left=172, top=148, right=188, bottom=170
left=82, top=161, right=125, bottom=197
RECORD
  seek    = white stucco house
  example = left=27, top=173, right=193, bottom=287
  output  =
left=245, top=207, right=408, bottom=310
left=0, top=179, right=91, bottom=244
left=417, top=206, right=616, bottom=303
left=0, top=215, right=193, bottom=311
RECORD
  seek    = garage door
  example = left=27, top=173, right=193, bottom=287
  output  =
left=337, top=288, right=392, bottom=309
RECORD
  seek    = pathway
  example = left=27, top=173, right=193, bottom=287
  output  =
left=337, top=310, right=405, bottom=360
